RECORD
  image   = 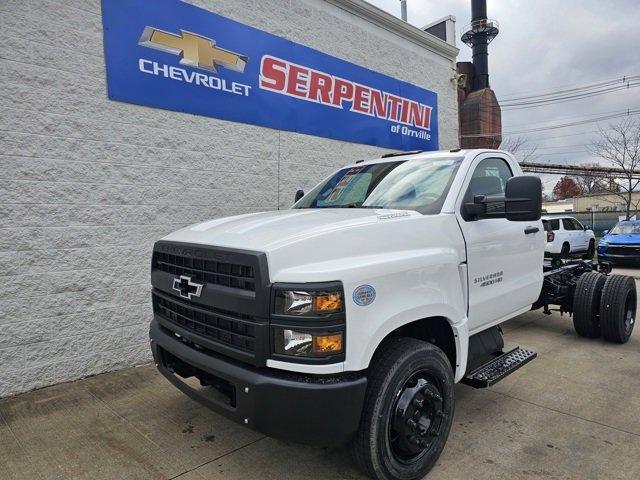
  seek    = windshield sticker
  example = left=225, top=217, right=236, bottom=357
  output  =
left=353, top=285, right=376, bottom=306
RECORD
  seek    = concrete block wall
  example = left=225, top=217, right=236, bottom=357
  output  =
left=0, top=0, right=458, bottom=397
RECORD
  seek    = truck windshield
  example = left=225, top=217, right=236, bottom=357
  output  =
left=293, top=157, right=462, bottom=214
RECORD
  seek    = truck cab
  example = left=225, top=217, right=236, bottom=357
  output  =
left=149, top=149, right=632, bottom=480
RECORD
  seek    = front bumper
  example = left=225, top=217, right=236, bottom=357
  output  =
left=598, top=244, right=640, bottom=264
left=150, top=319, right=367, bottom=445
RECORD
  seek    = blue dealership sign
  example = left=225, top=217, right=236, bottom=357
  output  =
left=101, top=0, right=439, bottom=150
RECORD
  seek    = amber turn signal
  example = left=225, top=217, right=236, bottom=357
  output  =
left=313, top=333, right=343, bottom=353
left=312, top=293, right=342, bottom=312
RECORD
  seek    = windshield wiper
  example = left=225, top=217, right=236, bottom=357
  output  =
left=337, top=203, right=387, bottom=208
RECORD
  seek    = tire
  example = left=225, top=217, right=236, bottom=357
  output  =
left=572, top=272, right=606, bottom=338
left=351, top=338, right=454, bottom=480
left=561, top=243, right=570, bottom=259
left=584, top=240, right=595, bottom=260
left=599, top=275, right=637, bottom=343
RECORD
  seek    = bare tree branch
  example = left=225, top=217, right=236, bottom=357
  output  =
left=500, top=136, right=537, bottom=163
left=589, top=118, right=640, bottom=219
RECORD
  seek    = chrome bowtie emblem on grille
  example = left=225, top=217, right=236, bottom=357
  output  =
left=172, top=275, right=204, bottom=300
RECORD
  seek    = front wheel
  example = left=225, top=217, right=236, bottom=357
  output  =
left=351, top=338, right=454, bottom=480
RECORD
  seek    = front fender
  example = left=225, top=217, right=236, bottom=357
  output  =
left=360, top=307, right=469, bottom=382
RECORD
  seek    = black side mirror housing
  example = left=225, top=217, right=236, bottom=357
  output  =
left=294, top=189, right=305, bottom=203
left=463, top=176, right=542, bottom=222
left=505, top=176, right=542, bottom=221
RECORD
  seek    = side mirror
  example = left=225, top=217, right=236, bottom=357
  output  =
left=463, top=176, right=542, bottom=221
left=504, top=176, right=542, bottom=221
left=294, top=189, right=304, bottom=203
left=603, top=230, right=609, bottom=235
left=584, top=225, right=591, bottom=231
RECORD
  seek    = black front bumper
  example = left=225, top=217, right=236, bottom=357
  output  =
left=150, top=319, right=367, bottom=445
left=598, top=253, right=640, bottom=264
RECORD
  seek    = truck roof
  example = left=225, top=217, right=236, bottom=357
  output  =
left=345, top=148, right=511, bottom=169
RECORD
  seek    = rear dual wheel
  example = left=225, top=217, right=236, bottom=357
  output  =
left=573, top=272, right=636, bottom=344
left=573, top=272, right=606, bottom=338
left=351, top=338, right=454, bottom=480
left=600, top=275, right=636, bottom=343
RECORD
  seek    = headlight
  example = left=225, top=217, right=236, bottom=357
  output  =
left=274, top=289, right=343, bottom=315
left=274, top=329, right=343, bottom=357
left=271, top=282, right=345, bottom=361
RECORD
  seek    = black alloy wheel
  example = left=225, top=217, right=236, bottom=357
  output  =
left=388, top=370, right=445, bottom=463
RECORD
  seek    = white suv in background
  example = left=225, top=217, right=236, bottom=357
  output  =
left=542, top=215, right=596, bottom=259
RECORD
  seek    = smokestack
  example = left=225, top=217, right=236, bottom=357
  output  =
left=400, top=0, right=407, bottom=22
left=461, top=0, right=499, bottom=91
left=457, top=0, right=502, bottom=149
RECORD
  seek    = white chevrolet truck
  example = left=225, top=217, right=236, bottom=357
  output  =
left=149, top=149, right=635, bottom=480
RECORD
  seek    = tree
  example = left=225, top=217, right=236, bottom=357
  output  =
left=552, top=176, right=581, bottom=200
left=500, top=136, right=537, bottom=162
left=570, top=163, right=612, bottom=195
left=589, top=119, right=640, bottom=220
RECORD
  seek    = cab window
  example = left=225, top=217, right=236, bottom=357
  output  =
left=464, top=157, right=513, bottom=215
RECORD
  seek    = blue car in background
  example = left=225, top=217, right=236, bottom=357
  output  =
left=598, top=220, right=640, bottom=264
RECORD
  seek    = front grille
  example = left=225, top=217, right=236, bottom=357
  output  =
left=153, top=251, right=256, bottom=291
left=607, top=245, right=640, bottom=255
left=153, top=292, right=256, bottom=353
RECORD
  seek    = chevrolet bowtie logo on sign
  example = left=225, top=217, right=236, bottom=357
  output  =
left=139, top=27, right=248, bottom=73
left=103, top=0, right=440, bottom=151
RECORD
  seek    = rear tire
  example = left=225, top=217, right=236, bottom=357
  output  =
left=351, top=338, right=454, bottom=480
left=599, top=275, right=636, bottom=343
left=573, top=272, right=606, bottom=338
left=561, top=243, right=570, bottom=259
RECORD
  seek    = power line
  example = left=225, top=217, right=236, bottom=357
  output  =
left=461, top=81, right=640, bottom=112
left=461, top=109, right=640, bottom=138
left=505, top=107, right=635, bottom=129
left=498, top=75, right=639, bottom=101
left=534, top=143, right=594, bottom=151
left=534, top=150, right=589, bottom=156
left=520, top=161, right=640, bottom=180
left=501, top=83, right=640, bottom=110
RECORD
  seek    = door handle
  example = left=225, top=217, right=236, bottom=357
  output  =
left=524, top=226, right=539, bottom=235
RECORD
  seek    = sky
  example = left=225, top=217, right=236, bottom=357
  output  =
left=367, top=0, right=640, bottom=192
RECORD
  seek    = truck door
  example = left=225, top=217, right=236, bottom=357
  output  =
left=456, top=155, right=544, bottom=334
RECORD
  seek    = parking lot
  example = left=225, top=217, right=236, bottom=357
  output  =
left=2, top=271, right=639, bottom=480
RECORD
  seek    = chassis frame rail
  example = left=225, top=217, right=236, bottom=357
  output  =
left=533, top=260, right=612, bottom=315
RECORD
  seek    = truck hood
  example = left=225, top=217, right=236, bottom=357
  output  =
left=162, top=208, right=421, bottom=252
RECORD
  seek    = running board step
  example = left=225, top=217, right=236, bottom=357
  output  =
left=461, top=347, right=537, bottom=388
